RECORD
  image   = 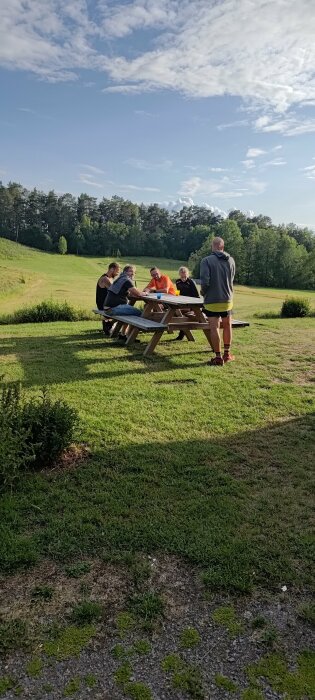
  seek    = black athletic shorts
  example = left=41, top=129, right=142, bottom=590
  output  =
left=203, top=308, right=232, bottom=318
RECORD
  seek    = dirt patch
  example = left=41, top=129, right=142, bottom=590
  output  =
left=0, top=556, right=314, bottom=699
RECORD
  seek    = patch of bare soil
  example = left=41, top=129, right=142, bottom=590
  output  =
left=1, top=556, right=314, bottom=699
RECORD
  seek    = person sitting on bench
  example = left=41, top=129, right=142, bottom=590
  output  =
left=105, top=265, right=144, bottom=341
left=96, top=261, right=120, bottom=335
left=143, top=267, right=176, bottom=295
left=173, top=266, right=200, bottom=341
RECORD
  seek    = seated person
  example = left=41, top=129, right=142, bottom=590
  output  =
left=105, top=265, right=144, bottom=340
left=143, top=267, right=176, bottom=295
left=96, top=261, right=120, bottom=335
left=174, top=266, right=200, bottom=341
left=175, top=266, right=200, bottom=298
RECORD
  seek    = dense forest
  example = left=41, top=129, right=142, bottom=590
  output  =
left=1, top=181, right=314, bottom=289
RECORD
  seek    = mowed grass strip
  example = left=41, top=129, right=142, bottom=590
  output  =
left=0, top=313, right=314, bottom=591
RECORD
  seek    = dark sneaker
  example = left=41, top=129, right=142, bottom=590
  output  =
left=207, top=356, right=224, bottom=366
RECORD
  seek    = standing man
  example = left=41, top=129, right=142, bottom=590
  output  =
left=96, top=261, right=120, bottom=335
left=200, top=237, right=235, bottom=365
left=143, top=267, right=176, bottom=295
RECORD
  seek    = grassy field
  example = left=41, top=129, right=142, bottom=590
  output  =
left=0, top=239, right=314, bottom=591
left=0, top=240, right=314, bottom=698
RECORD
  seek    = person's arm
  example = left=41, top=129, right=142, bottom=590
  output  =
left=230, top=259, right=236, bottom=284
left=200, top=258, right=210, bottom=297
left=128, top=286, right=144, bottom=299
left=97, top=274, right=110, bottom=289
left=143, top=279, right=155, bottom=292
left=189, top=279, right=200, bottom=298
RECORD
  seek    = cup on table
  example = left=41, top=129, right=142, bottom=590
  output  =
left=156, top=293, right=162, bottom=300
left=175, top=290, right=180, bottom=296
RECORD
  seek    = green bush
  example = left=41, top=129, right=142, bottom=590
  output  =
left=0, top=383, right=35, bottom=490
left=281, top=297, right=311, bottom=318
left=21, top=389, right=78, bottom=469
left=0, top=300, right=90, bottom=325
left=0, top=382, right=78, bottom=490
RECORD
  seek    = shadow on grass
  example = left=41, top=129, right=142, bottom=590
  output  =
left=0, top=330, right=210, bottom=387
left=0, top=413, right=314, bottom=592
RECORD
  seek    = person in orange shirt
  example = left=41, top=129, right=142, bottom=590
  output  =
left=143, top=267, right=176, bottom=295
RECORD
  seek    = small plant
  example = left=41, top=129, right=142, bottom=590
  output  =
left=112, top=644, right=128, bottom=659
left=84, top=673, right=97, bottom=688
left=125, top=681, right=153, bottom=699
left=133, top=639, right=151, bottom=655
left=70, top=601, right=102, bottom=625
left=246, top=650, right=315, bottom=698
left=65, top=562, right=91, bottom=578
left=116, top=612, right=136, bottom=638
left=63, top=677, right=80, bottom=696
left=281, top=297, right=311, bottom=318
left=31, top=585, right=54, bottom=601
left=26, top=657, right=43, bottom=678
left=258, top=625, right=278, bottom=648
left=42, top=683, right=54, bottom=693
left=128, top=592, right=164, bottom=625
left=251, top=615, right=267, bottom=630
left=172, top=665, right=204, bottom=699
left=0, top=383, right=34, bottom=491
left=215, top=674, right=238, bottom=692
left=162, top=654, right=185, bottom=673
left=43, top=625, right=95, bottom=660
left=0, top=677, right=14, bottom=693
left=180, top=627, right=201, bottom=649
left=212, top=606, right=243, bottom=637
left=13, top=685, right=23, bottom=696
left=241, top=690, right=264, bottom=700
left=297, top=602, right=315, bottom=627
left=0, top=618, right=28, bottom=655
left=114, top=662, right=132, bottom=686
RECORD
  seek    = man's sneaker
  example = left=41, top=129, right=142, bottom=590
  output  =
left=207, top=356, right=224, bottom=366
left=223, top=353, right=235, bottom=363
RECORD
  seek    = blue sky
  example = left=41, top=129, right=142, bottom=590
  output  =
left=1, top=0, right=315, bottom=227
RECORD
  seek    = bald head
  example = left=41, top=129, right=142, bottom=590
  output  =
left=212, top=237, right=224, bottom=252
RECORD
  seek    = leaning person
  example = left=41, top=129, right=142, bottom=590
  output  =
left=105, top=265, right=143, bottom=342
left=96, top=261, right=120, bottom=335
left=143, top=266, right=176, bottom=295
left=173, top=266, right=200, bottom=341
left=200, top=237, right=235, bottom=365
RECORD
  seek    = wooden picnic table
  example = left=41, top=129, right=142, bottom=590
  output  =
left=126, top=293, right=248, bottom=356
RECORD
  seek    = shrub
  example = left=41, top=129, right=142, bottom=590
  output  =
left=58, top=235, right=67, bottom=255
left=0, top=383, right=34, bottom=490
left=21, top=389, right=78, bottom=469
left=0, top=300, right=90, bottom=325
left=281, top=297, right=311, bottom=318
left=0, top=381, right=78, bottom=490
left=70, top=601, right=102, bottom=625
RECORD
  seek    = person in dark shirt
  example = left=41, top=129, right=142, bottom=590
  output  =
left=96, top=261, right=120, bottom=334
left=105, top=265, right=144, bottom=341
left=174, top=266, right=200, bottom=341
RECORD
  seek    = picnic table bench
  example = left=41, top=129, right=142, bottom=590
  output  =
left=94, top=308, right=168, bottom=355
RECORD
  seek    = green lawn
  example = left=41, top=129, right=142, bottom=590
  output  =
left=0, top=240, right=314, bottom=592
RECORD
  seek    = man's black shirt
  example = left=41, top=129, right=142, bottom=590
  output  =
left=175, top=277, right=200, bottom=298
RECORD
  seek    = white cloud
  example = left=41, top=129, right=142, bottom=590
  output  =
left=125, top=158, right=172, bottom=170
left=179, top=174, right=266, bottom=198
left=254, top=114, right=315, bottom=136
left=217, top=120, right=249, bottom=130
left=79, top=173, right=104, bottom=188
left=80, top=164, right=105, bottom=174
left=241, top=160, right=255, bottom=170
left=161, top=197, right=227, bottom=217
left=208, top=167, right=230, bottom=173
left=301, top=164, right=315, bottom=179
left=18, top=107, right=35, bottom=113
left=116, top=183, right=160, bottom=192
left=246, top=148, right=266, bottom=158
left=263, top=158, right=286, bottom=167
left=134, top=109, right=156, bottom=117
left=1, top=0, right=315, bottom=116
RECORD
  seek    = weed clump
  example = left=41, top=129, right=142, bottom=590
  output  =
left=43, top=625, right=95, bottom=660
left=70, top=601, right=102, bottom=625
left=212, top=606, right=243, bottom=637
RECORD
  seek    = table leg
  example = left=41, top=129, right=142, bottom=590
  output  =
left=142, top=306, right=175, bottom=356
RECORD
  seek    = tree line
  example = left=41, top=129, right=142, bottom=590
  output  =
left=0, top=181, right=314, bottom=289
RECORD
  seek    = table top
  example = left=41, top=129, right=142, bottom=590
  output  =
left=141, top=293, right=204, bottom=307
